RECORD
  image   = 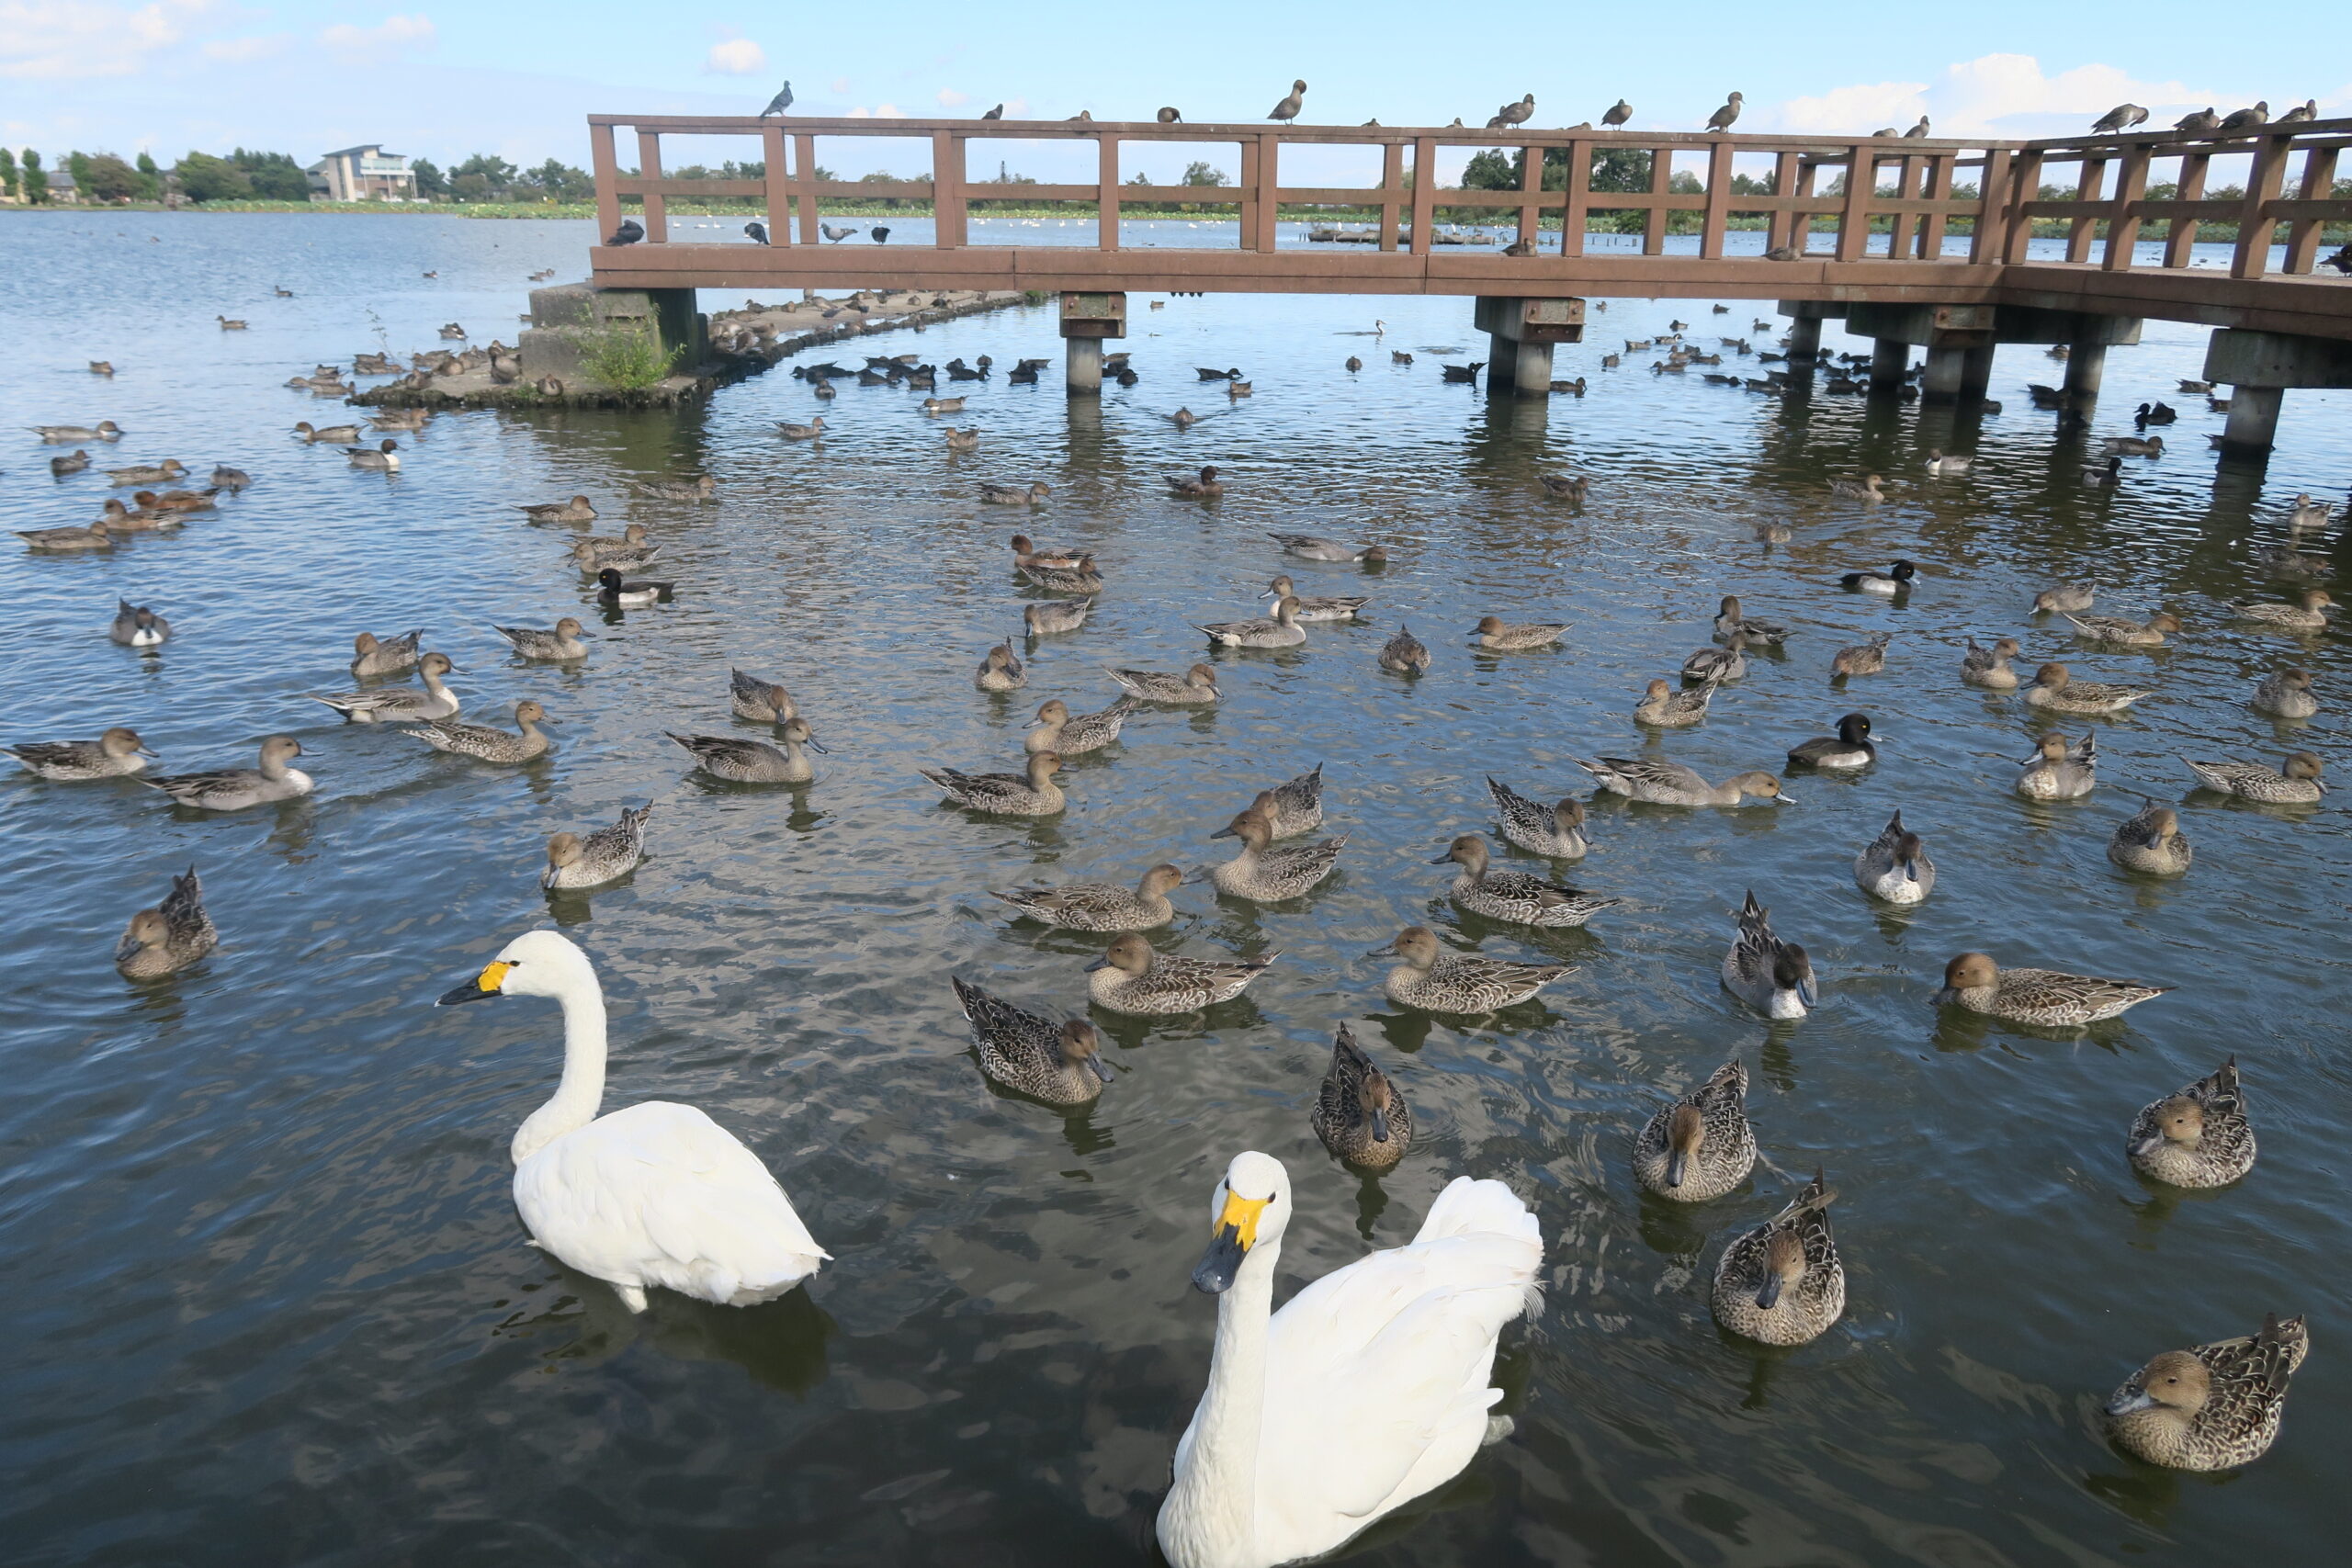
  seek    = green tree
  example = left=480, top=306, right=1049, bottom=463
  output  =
left=68, top=151, right=94, bottom=198
left=0, top=147, right=17, bottom=199
left=173, top=151, right=252, bottom=202
left=21, top=150, right=50, bottom=203
left=411, top=156, right=446, bottom=197
left=1182, top=160, right=1229, bottom=187
left=1461, top=148, right=1517, bottom=190
left=231, top=148, right=310, bottom=200
left=83, top=153, right=142, bottom=202
left=451, top=153, right=519, bottom=195
left=134, top=151, right=162, bottom=200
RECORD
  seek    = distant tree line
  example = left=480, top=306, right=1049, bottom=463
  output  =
left=0, top=145, right=599, bottom=206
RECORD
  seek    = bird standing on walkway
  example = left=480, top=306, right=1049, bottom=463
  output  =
left=2091, top=103, right=2148, bottom=133
left=760, top=80, right=794, bottom=117
left=1269, top=79, right=1306, bottom=121
left=1707, top=92, right=1744, bottom=131
left=607, top=218, right=644, bottom=246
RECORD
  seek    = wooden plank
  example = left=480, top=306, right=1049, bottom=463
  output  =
left=1917, top=154, right=1951, bottom=259
left=637, top=130, right=667, bottom=243
left=1238, top=139, right=1259, bottom=251
left=2063, top=156, right=2105, bottom=264
left=1378, top=142, right=1404, bottom=253
left=1256, top=134, right=1282, bottom=253
left=1642, top=143, right=1671, bottom=254
left=591, top=122, right=622, bottom=243
left=1836, top=147, right=1872, bottom=261
left=794, top=133, right=820, bottom=249
left=1793, top=158, right=1822, bottom=255
left=1699, top=141, right=1734, bottom=259
left=2232, top=133, right=2294, bottom=278
left=611, top=177, right=766, bottom=197
left=1765, top=152, right=1799, bottom=252
left=933, top=131, right=963, bottom=248
left=1409, top=138, right=1436, bottom=254
left=2282, top=145, right=2340, bottom=274
left=1560, top=139, right=1590, bottom=255
left=1517, top=138, right=1544, bottom=246
left=762, top=124, right=791, bottom=245
left=2101, top=143, right=2152, bottom=270
left=2002, top=150, right=2041, bottom=265
left=1097, top=134, right=1120, bottom=252
left=2163, top=152, right=2211, bottom=268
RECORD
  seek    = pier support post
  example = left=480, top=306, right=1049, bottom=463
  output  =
left=2062, top=341, right=2108, bottom=402
left=1473, top=297, right=1586, bottom=396
left=1869, top=339, right=1910, bottom=390
left=1057, top=290, right=1125, bottom=398
left=2221, top=387, right=2284, bottom=452
left=1776, top=299, right=1843, bottom=361
left=2202, top=329, right=2352, bottom=456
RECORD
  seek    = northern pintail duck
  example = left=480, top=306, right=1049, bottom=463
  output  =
left=2231, top=590, right=2334, bottom=632
left=1366, top=924, right=1567, bottom=1012
left=979, top=480, right=1050, bottom=505
left=2065, top=610, right=2181, bottom=647
left=1244, top=764, right=1325, bottom=839
left=1828, top=474, right=1886, bottom=502
left=990, top=863, right=1185, bottom=931
left=975, top=640, right=1028, bottom=692
left=1021, top=558, right=1104, bottom=594
left=140, top=487, right=219, bottom=514
left=403, top=701, right=554, bottom=763
left=494, top=618, right=589, bottom=660
left=571, top=527, right=661, bottom=573
left=1026, top=696, right=1136, bottom=755
left=311, top=651, right=458, bottom=723
left=93, top=498, right=173, bottom=534
left=1712, top=1171, right=1844, bottom=1346
left=1267, top=533, right=1387, bottom=564
left=517, top=494, right=597, bottom=524
left=2100, top=434, right=2165, bottom=457
left=2025, top=663, right=2152, bottom=715
left=670, top=718, right=823, bottom=784
left=351, top=629, right=423, bottom=678
left=2286, top=494, right=2335, bottom=531
left=1084, top=933, right=1274, bottom=1014
left=1262, top=575, right=1368, bottom=621
left=17, top=519, right=117, bottom=551
left=292, top=422, right=359, bottom=444
left=1201, top=596, right=1306, bottom=648
left=209, top=465, right=252, bottom=491
left=1167, top=466, right=1226, bottom=498
left=1377, top=625, right=1430, bottom=673
left=2103, top=1314, right=2306, bottom=1471
left=1722, top=891, right=1816, bottom=1019
left=4, top=726, right=152, bottom=780
left=635, top=475, right=716, bottom=502
left=1009, top=533, right=1088, bottom=570
left=1961, top=635, right=2022, bottom=689
left=345, top=440, right=401, bottom=469
left=1633, top=1060, right=1755, bottom=1201
left=1936, top=951, right=2168, bottom=1026
left=110, top=600, right=171, bottom=647
left=542, top=804, right=651, bottom=890
left=775, top=417, right=826, bottom=440
left=921, top=750, right=1065, bottom=815
left=1471, top=615, right=1566, bottom=651
left=114, top=865, right=218, bottom=979
left=2250, top=668, right=2318, bottom=717
left=2108, top=799, right=2192, bottom=875
left=368, top=410, right=431, bottom=433
left=1577, top=757, right=1788, bottom=807
left=1108, top=663, right=1220, bottom=705
left=1830, top=631, right=1894, bottom=677
left=2128, top=1059, right=2254, bottom=1189
left=1788, top=712, right=1875, bottom=769
left=1838, top=559, right=1915, bottom=593
left=1923, top=450, right=1972, bottom=477
left=142, top=736, right=311, bottom=810
left=1434, top=833, right=1618, bottom=927
left=951, top=976, right=1111, bottom=1106
left=944, top=426, right=979, bottom=451
left=2181, top=750, right=2325, bottom=803
left=106, top=460, right=186, bottom=485
left=1852, top=809, right=1934, bottom=903
left=596, top=568, right=673, bottom=606
left=50, top=450, right=91, bottom=477
left=1682, top=631, right=1748, bottom=683
left=1487, top=778, right=1590, bottom=859
left=1713, top=595, right=1789, bottom=646
left=30, top=422, right=122, bottom=442
left=1024, top=598, right=1094, bottom=637
left=1312, top=1023, right=1411, bottom=1170
left=1204, top=804, right=1345, bottom=902
left=1538, top=473, right=1590, bottom=501
left=730, top=668, right=796, bottom=723
left=1635, top=675, right=1719, bottom=728
left=2032, top=582, right=2097, bottom=614
left=2016, top=731, right=2098, bottom=797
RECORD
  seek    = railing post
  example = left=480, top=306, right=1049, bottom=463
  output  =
left=2064, top=154, right=2106, bottom=263
left=1643, top=141, right=1670, bottom=254
left=637, top=130, right=667, bottom=243
left=1917, top=154, right=1952, bottom=259
left=1561, top=139, right=1590, bottom=256
left=1409, top=138, right=1436, bottom=254
left=1378, top=142, right=1405, bottom=252
left=1097, top=134, right=1120, bottom=252
left=2000, top=151, right=2042, bottom=265
left=794, top=133, right=820, bottom=249
left=2232, top=133, right=2294, bottom=278
left=2280, top=143, right=2339, bottom=275
left=2101, top=142, right=2152, bottom=270
left=933, top=130, right=966, bottom=247
left=762, top=123, right=791, bottom=245
left=1836, top=144, right=1873, bottom=261
left=591, top=122, right=621, bottom=245
left=1795, top=157, right=1823, bottom=255
left=1968, top=148, right=2010, bottom=264
left=1699, top=141, right=1733, bottom=259
left=1516, top=138, right=1544, bottom=248
left=1765, top=151, right=1799, bottom=254
left=1886, top=153, right=1920, bottom=260
left=1255, top=133, right=1281, bottom=253
left=2164, top=152, right=2211, bottom=268
left=1238, top=139, right=1260, bottom=250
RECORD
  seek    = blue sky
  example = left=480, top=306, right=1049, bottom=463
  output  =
left=5, top=1, right=2343, bottom=183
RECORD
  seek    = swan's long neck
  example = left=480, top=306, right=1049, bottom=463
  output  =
left=1166, top=1235, right=1279, bottom=1563
left=509, top=973, right=607, bottom=1165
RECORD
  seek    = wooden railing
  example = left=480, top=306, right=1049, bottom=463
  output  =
left=586, top=114, right=2352, bottom=281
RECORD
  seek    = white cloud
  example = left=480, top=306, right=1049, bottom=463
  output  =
left=0, top=0, right=224, bottom=80
left=318, top=14, right=435, bottom=57
left=201, top=31, right=290, bottom=63
left=936, top=88, right=967, bottom=108
left=1769, top=54, right=2225, bottom=139
left=829, top=75, right=848, bottom=94
left=845, top=103, right=906, bottom=119
left=1778, top=81, right=1928, bottom=134
left=703, top=38, right=763, bottom=76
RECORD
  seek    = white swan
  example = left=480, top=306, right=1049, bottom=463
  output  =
left=437, top=930, right=829, bottom=1313
left=1157, top=1151, right=1544, bottom=1568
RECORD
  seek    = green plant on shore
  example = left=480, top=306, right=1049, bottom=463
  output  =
left=576, top=322, right=681, bottom=391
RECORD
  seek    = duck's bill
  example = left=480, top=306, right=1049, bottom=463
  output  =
left=1088, top=1055, right=1114, bottom=1083
left=113, top=933, right=147, bottom=964
left=806, top=738, right=830, bottom=754
left=1082, top=955, right=1111, bottom=972
left=1428, top=850, right=1457, bottom=863
left=1665, top=1151, right=1686, bottom=1188
left=2102, top=1387, right=2157, bottom=1417
left=1754, top=1272, right=1785, bottom=1310
left=2127, top=1134, right=2163, bottom=1160
left=1208, top=823, right=1238, bottom=840
left=1363, top=941, right=1400, bottom=957
left=1370, top=1108, right=1390, bottom=1143
left=1797, top=976, right=1820, bottom=1009
left=436, top=959, right=511, bottom=1006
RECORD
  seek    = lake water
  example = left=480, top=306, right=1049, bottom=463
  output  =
left=3, top=210, right=2347, bottom=1567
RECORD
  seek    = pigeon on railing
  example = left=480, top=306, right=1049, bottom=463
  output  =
left=2176, top=107, right=2221, bottom=134
left=1488, top=94, right=1534, bottom=129
left=1904, top=116, right=1930, bottom=138
left=2090, top=103, right=2148, bottom=133
left=2278, top=99, right=2318, bottom=124
left=821, top=224, right=855, bottom=243
left=1603, top=99, right=1632, bottom=127
left=1269, top=79, right=1306, bottom=121
left=2322, top=243, right=2352, bottom=276
left=2218, top=101, right=2270, bottom=131
left=761, top=80, right=794, bottom=117
left=982, top=104, right=1005, bottom=120
left=608, top=218, right=644, bottom=246
left=1706, top=92, right=1743, bottom=131
left=871, top=226, right=890, bottom=244
left=744, top=220, right=770, bottom=245
left=1158, top=107, right=1182, bottom=123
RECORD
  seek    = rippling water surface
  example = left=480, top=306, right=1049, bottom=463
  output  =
left=4, top=210, right=2348, bottom=1566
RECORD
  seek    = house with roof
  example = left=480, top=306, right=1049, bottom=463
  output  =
left=306, top=146, right=416, bottom=202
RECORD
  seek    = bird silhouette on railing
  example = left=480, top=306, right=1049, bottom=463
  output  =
left=821, top=224, right=854, bottom=243
left=982, top=104, right=1004, bottom=120
left=2176, top=107, right=2220, bottom=133
left=1269, top=80, right=1306, bottom=121
left=744, top=220, right=769, bottom=245
left=871, top=226, right=890, bottom=244
left=2219, top=101, right=2270, bottom=131
left=1158, top=107, right=1182, bottom=124
left=2323, top=244, right=2352, bottom=276
left=608, top=218, right=644, bottom=246
left=1904, top=116, right=1930, bottom=138
left=2091, top=102, right=2148, bottom=133
left=760, top=80, right=793, bottom=117
left=2278, top=99, right=2317, bottom=124
left=1487, top=94, right=1533, bottom=129
left=1603, top=99, right=1632, bottom=127
left=1706, top=93, right=1743, bottom=131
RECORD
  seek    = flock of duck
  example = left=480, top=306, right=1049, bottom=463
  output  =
left=12, top=288, right=2335, bottom=1568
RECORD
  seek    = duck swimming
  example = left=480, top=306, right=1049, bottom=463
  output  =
left=1682, top=631, right=1748, bottom=683
left=1245, top=764, right=1325, bottom=839
left=669, top=719, right=824, bottom=784
left=4, top=726, right=153, bottom=780
left=1487, top=778, right=1589, bottom=859
left=1853, top=808, right=1934, bottom=902
left=350, top=629, right=423, bottom=677
left=1433, top=833, right=1618, bottom=928
left=1266, top=533, right=1386, bottom=564
left=402, top=701, right=554, bottom=764
left=2016, top=731, right=2097, bottom=797
left=292, top=422, right=360, bottom=444
left=1634, top=676, right=1719, bottom=728
left=1108, top=664, right=1219, bottom=705
left=1711, top=1171, right=1844, bottom=1346
left=1026, top=696, right=1136, bottom=756
left=1262, top=575, right=1368, bottom=621
left=141, top=735, right=311, bottom=811
left=2231, top=590, right=2334, bottom=632
left=1578, top=757, right=1788, bottom=807
left=2251, top=668, right=2319, bottom=717
left=1721, top=891, right=1816, bottom=1018
left=1311, top=1024, right=1411, bottom=1170
left=311, top=651, right=458, bottom=723
left=1201, top=596, right=1306, bottom=649
left=729, top=669, right=796, bottom=723
left=2031, top=582, right=2097, bottom=615
left=517, top=494, right=596, bottom=525
left=921, top=750, right=1065, bottom=815
left=1377, top=625, right=1430, bottom=673
left=2064, top=610, right=2181, bottom=648
left=30, top=421, right=123, bottom=442
left=950, top=976, right=1112, bottom=1106
left=1712, top=595, right=1789, bottom=646
left=1936, top=951, right=2168, bottom=1026
left=1365, top=925, right=1567, bottom=1013
left=989, top=863, right=1185, bottom=932
left=1009, top=533, right=1088, bottom=570
left=2102, top=1314, right=2306, bottom=1471
left=345, top=439, right=401, bottom=470
left=1205, top=804, right=1345, bottom=902
left=1020, top=558, right=1104, bottom=594
left=2181, top=750, right=2324, bottom=803
left=114, top=865, right=218, bottom=980
left=17, top=519, right=117, bottom=551
left=2128, top=1058, right=2253, bottom=1189
left=1838, top=559, right=1915, bottom=593
left=1085, top=933, right=1274, bottom=1014
left=1167, top=466, right=1226, bottom=499
left=2024, top=663, right=2152, bottom=715
left=2108, top=799, right=2192, bottom=874
left=1960, top=636, right=2021, bottom=688
left=1023, top=598, right=1093, bottom=636
left=979, top=480, right=1051, bottom=505
left=595, top=568, right=673, bottom=606
left=975, top=640, right=1027, bottom=692
left=1632, top=1059, right=1755, bottom=1201
left=1471, top=615, right=1566, bottom=651
left=110, top=600, right=171, bottom=647
left=542, top=806, right=652, bottom=890
left=1788, top=712, right=1875, bottom=769
left=1829, top=631, right=1894, bottom=677
left=493, top=618, right=590, bottom=660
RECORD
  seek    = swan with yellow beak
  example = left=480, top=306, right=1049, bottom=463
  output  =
left=1158, top=1151, right=1544, bottom=1568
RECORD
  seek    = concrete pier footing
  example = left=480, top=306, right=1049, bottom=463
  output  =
left=1869, top=338, right=1911, bottom=389
left=2202, top=329, right=2352, bottom=454
left=1474, top=297, right=1586, bottom=395
left=1057, top=290, right=1126, bottom=397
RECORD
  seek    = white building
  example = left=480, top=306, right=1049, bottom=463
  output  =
left=307, top=146, right=416, bottom=202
